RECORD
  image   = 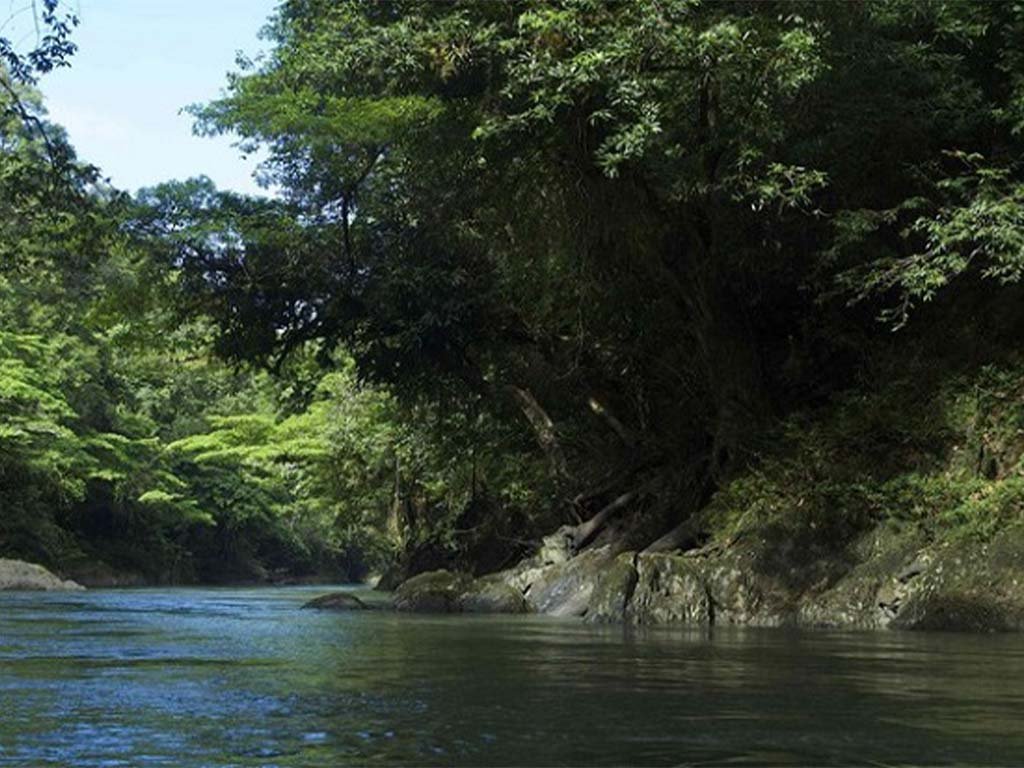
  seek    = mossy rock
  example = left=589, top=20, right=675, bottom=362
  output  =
left=630, top=553, right=711, bottom=625
left=393, top=570, right=530, bottom=614
left=460, top=576, right=530, bottom=614
left=897, top=591, right=1012, bottom=632
left=585, top=552, right=639, bottom=623
left=891, top=527, right=1024, bottom=631
left=798, top=527, right=930, bottom=629
left=701, top=545, right=797, bottom=627
left=393, top=570, right=472, bottom=612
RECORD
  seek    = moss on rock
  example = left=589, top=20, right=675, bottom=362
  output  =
left=393, top=570, right=473, bottom=612
left=392, top=569, right=530, bottom=614
left=585, top=553, right=639, bottom=623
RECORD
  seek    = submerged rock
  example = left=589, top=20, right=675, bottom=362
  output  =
left=0, top=559, right=84, bottom=591
left=302, top=592, right=373, bottom=611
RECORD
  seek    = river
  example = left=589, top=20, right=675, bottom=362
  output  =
left=1, top=586, right=1023, bottom=766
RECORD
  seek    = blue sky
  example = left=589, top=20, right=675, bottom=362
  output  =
left=38, top=0, right=280, bottom=195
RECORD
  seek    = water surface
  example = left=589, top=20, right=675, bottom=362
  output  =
left=1, top=587, right=1023, bottom=766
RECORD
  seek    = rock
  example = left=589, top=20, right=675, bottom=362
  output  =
left=585, top=553, right=639, bottom=623
left=896, top=591, right=1011, bottom=632
left=703, top=546, right=795, bottom=627
left=392, top=570, right=530, bottom=614
left=460, top=576, right=530, bottom=614
left=393, top=570, right=471, bottom=612
left=492, top=526, right=578, bottom=596
left=523, top=549, right=612, bottom=617
left=890, top=528, right=1024, bottom=632
left=0, top=559, right=84, bottom=591
left=793, top=526, right=1024, bottom=632
left=798, top=528, right=929, bottom=629
left=896, top=557, right=929, bottom=583
left=496, top=560, right=549, bottom=595
left=536, top=526, right=576, bottom=566
left=629, top=553, right=711, bottom=625
left=302, top=592, right=373, bottom=611
left=586, top=548, right=789, bottom=626
left=387, top=521, right=1024, bottom=632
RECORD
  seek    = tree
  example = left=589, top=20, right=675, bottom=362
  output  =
left=175, top=0, right=1024, bottom=557
left=0, top=0, right=77, bottom=84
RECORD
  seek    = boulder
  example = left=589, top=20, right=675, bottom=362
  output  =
left=495, top=526, right=578, bottom=595
left=702, top=546, right=794, bottom=627
left=387, top=522, right=1024, bottom=632
left=302, top=592, right=373, bottom=611
left=629, top=553, right=711, bottom=625
left=535, top=526, right=575, bottom=566
left=460, top=576, right=530, bottom=613
left=798, top=528, right=929, bottom=629
left=0, top=559, right=84, bottom=591
left=585, top=553, right=639, bottom=623
left=392, top=570, right=530, bottom=614
left=523, top=548, right=612, bottom=617
left=796, top=526, right=1024, bottom=632
left=393, top=570, right=471, bottom=612
left=890, top=528, right=1024, bottom=632
left=586, top=548, right=789, bottom=626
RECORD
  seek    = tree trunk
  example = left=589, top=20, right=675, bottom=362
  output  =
left=572, top=491, right=636, bottom=550
left=588, top=395, right=636, bottom=447
left=644, top=517, right=701, bottom=553
left=506, top=385, right=569, bottom=479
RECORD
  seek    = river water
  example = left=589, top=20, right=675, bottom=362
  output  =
left=1, top=586, right=1023, bottom=766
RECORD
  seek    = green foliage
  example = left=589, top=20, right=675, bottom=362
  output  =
left=159, top=0, right=1024, bottom=565
left=0, top=332, right=82, bottom=501
left=9, top=0, right=1024, bottom=584
left=0, top=1, right=77, bottom=85
left=708, top=360, right=1024, bottom=548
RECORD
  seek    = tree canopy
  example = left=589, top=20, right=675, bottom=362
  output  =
left=5, top=0, right=1024, bottom=584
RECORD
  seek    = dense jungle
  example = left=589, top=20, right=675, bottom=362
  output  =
left=4, top=1, right=1024, bottom=630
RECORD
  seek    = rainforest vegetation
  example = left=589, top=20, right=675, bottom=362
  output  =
left=4, top=0, right=1024, bottom=588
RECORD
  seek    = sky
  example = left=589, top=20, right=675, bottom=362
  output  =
left=33, top=0, right=281, bottom=196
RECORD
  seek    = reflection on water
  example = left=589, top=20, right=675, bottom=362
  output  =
left=1, top=587, right=1023, bottom=766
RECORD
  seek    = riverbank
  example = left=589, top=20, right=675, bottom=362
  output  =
left=378, top=518, right=1024, bottom=632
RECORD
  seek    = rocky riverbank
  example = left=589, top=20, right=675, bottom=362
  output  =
left=352, top=522, right=1024, bottom=632
left=0, top=559, right=84, bottom=591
